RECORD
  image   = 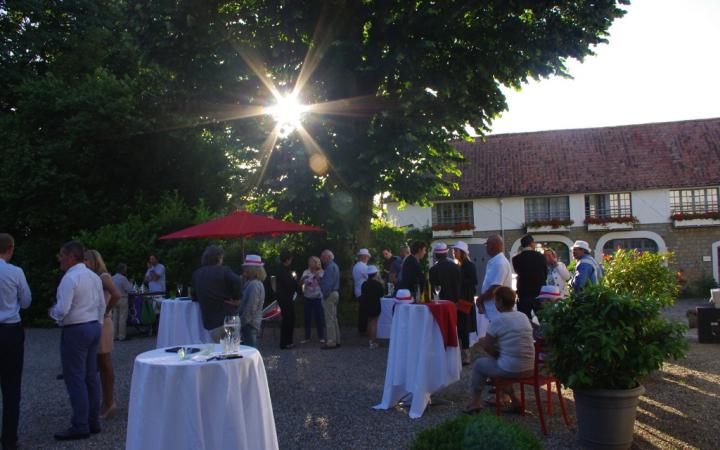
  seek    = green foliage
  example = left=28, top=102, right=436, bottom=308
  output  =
left=540, top=284, right=688, bottom=390
left=601, top=249, right=680, bottom=307
left=411, top=413, right=542, bottom=450
left=368, top=221, right=406, bottom=264
left=76, top=192, right=217, bottom=287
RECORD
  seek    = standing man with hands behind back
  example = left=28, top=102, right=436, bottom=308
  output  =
left=0, top=233, right=32, bottom=450
left=49, top=241, right=105, bottom=441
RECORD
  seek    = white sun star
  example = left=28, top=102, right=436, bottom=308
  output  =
left=266, top=94, right=309, bottom=138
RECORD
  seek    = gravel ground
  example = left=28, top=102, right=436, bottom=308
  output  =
left=6, top=298, right=718, bottom=449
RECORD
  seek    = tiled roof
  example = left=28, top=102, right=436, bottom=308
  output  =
left=449, top=118, right=720, bottom=199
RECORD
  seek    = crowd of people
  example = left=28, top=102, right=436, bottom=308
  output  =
left=0, top=230, right=606, bottom=448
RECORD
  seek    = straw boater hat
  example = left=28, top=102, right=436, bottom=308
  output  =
left=452, top=241, right=469, bottom=255
left=536, top=285, right=562, bottom=300
left=366, top=265, right=379, bottom=275
left=433, top=242, right=449, bottom=254
left=242, top=254, right=264, bottom=267
left=572, top=240, right=592, bottom=253
left=357, top=248, right=371, bottom=257
left=394, top=289, right=413, bottom=301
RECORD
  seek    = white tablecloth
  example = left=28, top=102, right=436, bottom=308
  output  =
left=373, top=303, right=461, bottom=418
left=378, top=297, right=489, bottom=344
left=377, top=297, right=401, bottom=339
left=156, top=299, right=213, bottom=348
left=126, top=345, right=278, bottom=450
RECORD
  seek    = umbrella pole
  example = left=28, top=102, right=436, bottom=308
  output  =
left=241, top=237, right=245, bottom=260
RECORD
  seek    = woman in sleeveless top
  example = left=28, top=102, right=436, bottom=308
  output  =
left=84, top=250, right=122, bottom=419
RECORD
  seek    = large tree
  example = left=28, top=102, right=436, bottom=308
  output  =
left=125, top=0, right=629, bottom=248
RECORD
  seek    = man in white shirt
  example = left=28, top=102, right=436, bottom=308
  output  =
left=0, top=233, right=32, bottom=450
left=49, top=241, right=105, bottom=441
left=476, top=235, right=513, bottom=322
left=111, top=263, right=134, bottom=341
left=144, top=254, right=166, bottom=294
left=353, top=248, right=370, bottom=334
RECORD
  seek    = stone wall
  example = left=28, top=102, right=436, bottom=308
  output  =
left=469, top=223, right=720, bottom=285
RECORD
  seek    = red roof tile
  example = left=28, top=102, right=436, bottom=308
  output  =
left=450, top=118, right=720, bottom=199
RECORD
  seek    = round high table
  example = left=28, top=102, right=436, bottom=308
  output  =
left=373, top=302, right=461, bottom=418
left=126, top=345, right=278, bottom=450
left=155, top=299, right=212, bottom=348
left=377, top=297, right=413, bottom=339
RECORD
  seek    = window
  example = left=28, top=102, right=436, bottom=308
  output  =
left=524, top=196, right=570, bottom=222
left=670, top=188, right=719, bottom=214
left=603, top=238, right=658, bottom=255
left=585, top=193, right=632, bottom=218
left=432, top=202, right=473, bottom=226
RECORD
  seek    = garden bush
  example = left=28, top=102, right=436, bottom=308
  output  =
left=411, top=413, right=542, bottom=450
left=601, top=249, right=679, bottom=307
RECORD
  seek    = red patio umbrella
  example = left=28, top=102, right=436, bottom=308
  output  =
left=158, top=210, right=324, bottom=256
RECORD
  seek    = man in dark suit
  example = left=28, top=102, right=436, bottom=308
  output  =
left=428, top=242, right=461, bottom=302
left=398, top=241, right=427, bottom=300
left=512, top=234, right=548, bottom=320
left=274, top=249, right=300, bottom=349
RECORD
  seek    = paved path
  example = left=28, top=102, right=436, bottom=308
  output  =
left=6, top=300, right=717, bottom=449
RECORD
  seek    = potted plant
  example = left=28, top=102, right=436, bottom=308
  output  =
left=540, top=250, right=687, bottom=450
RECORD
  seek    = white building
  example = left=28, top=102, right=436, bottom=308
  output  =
left=386, top=118, right=720, bottom=291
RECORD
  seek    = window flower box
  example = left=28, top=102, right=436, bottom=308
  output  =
left=672, top=218, right=720, bottom=228
left=525, top=225, right=570, bottom=233
left=671, top=212, right=720, bottom=228
left=587, top=222, right=634, bottom=231
left=432, top=229, right=474, bottom=237
left=431, top=222, right=475, bottom=237
left=585, top=216, right=638, bottom=231
left=524, top=219, right=573, bottom=233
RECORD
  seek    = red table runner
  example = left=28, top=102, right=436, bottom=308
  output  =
left=424, top=301, right=458, bottom=347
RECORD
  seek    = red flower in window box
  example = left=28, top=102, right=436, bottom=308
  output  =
left=432, top=223, right=475, bottom=232
left=584, top=216, right=638, bottom=225
left=525, top=218, right=574, bottom=229
left=671, top=211, right=720, bottom=221
left=452, top=223, right=475, bottom=232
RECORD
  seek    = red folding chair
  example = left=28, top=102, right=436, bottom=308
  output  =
left=493, top=338, right=572, bottom=435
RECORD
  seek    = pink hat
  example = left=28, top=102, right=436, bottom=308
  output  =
left=394, top=289, right=413, bottom=301
left=536, top=285, right=562, bottom=300
left=242, top=254, right=264, bottom=267
left=433, top=242, right=449, bottom=254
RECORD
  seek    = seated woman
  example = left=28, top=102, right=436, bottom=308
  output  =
left=464, top=286, right=535, bottom=414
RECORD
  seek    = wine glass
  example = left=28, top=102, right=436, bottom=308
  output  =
left=176, top=283, right=184, bottom=297
left=223, top=315, right=241, bottom=354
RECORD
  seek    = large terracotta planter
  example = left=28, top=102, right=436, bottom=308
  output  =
left=574, top=385, right=645, bottom=450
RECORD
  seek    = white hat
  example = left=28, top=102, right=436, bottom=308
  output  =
left=367, top=265, right=379, bottom=275
left=242, top=254, right=264, bottom=266
left=452, top=241, right=469, bottom=255
left=536, top=285, right=562, bottom=300
left=394, top=289, right=413, bottom=301
left=433, top=242, right=449, bottom=254
left=572, top=240, right=592, bottom=253
left=357, top=248, right=371, bottom=257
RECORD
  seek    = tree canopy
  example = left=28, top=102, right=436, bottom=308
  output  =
left=0, top=0, right=630, bottom=313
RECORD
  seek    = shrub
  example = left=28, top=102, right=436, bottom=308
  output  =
left=540, top=284, right=687, bottom=390
left=411, top=414, right=542, bottom=450
left=601, top=249, right=679, bottom=307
